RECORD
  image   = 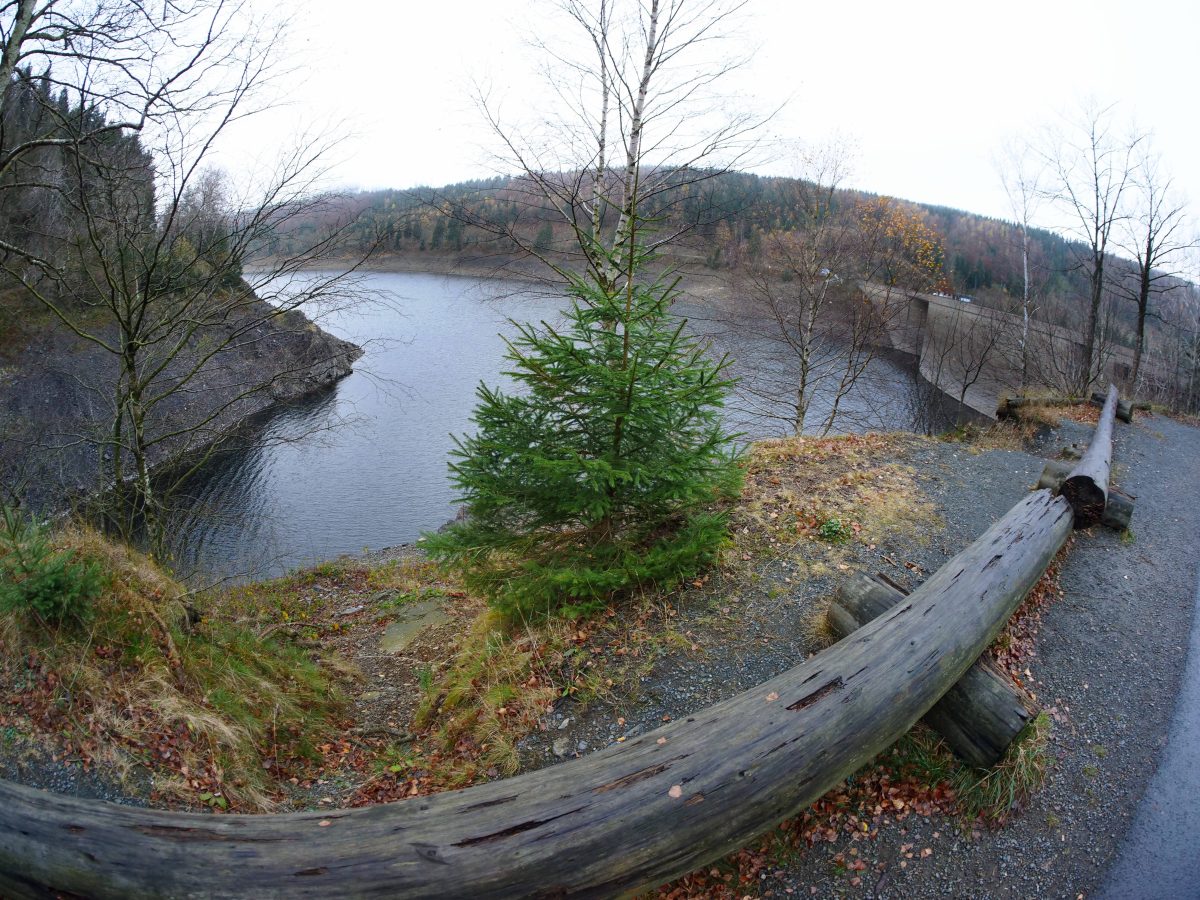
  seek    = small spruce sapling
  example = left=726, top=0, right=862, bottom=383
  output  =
left=0, top=506, right=105, bottom=627
left=426, top=243, right=743, bottom=619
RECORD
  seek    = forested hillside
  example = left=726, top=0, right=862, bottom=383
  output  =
left=275, top=174, right=1068, bottom=286
left=262, top=164, right=1200, bottom=418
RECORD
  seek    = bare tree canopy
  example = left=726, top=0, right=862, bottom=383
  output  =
left=1116, top=142, right=1195, bottom=388
left=1035, top=101, right=1144, bottom=392
left=730, top=142, right=947, bottom=436
left=451, top=0, right=766, bottom=290
left=1, top=0, right=372, bottom=555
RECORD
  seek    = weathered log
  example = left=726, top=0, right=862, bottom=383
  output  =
left=0, top=491, right=1075, bottom=899
left=828, top=573, right=1032, bottom=768
left=1100, top=487, right=1134, bottom=530
left=1037, top=460, right=1134, bottom=530
left=1060, top=443, right=1085, bottom=462
left=1037, top=459, right=1074, bottom=491
left=1090, top=390, right=1133, bottom=423
left=1062, top=385, right=1118, bottom=528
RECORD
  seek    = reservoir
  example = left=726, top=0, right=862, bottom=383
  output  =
left=165, top=271, right=946, bottom=580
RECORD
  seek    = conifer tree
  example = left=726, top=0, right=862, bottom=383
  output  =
left=426, top=239, right=743, bottom=620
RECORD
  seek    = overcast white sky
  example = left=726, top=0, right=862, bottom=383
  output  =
left=225, top=0, right=1199, bottom=225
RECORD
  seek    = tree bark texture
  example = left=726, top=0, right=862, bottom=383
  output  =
left=0, top=491, right=1074, bottom=899
left=1062, top=385, right=1118, bottom=528
left=827, top=573, right=1033, bottom=768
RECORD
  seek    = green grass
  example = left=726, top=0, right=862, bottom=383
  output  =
left=874, top=712, right=1053, bottom=826
left=887, top=724, right=960, bottom=786
left=954, top=712, right=1052, bottom=823
left=0, top=527, right=344, bottom=810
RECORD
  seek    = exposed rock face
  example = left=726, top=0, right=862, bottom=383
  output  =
left=0, top=301, right=361, bottom=512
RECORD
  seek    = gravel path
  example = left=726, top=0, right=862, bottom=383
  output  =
left=516, top=435, right=1052, bottom=767
left=756, top=414, right=1200, bottom=899
left=0, top=733, right=152, bottom=807
left=509, top=415, right=1200, bottom=899
left=1097, top=429, right=1200, bottom=900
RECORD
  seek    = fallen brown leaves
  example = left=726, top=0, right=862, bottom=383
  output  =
left=656, top=543, right=1074, bottom=897
left=989, top=540, right=1072, bottom=698
left=1057, top=404, right=1101, bottom=426
left=656, top=740, right=959, bottom=898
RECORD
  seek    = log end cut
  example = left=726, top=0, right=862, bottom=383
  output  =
left=1060, top=475, right=1106, bottom=528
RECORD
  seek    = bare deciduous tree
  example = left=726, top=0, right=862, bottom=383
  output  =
left=1037, top=101, right=1143, bottom=391
left=455, top=0, right=764, bottom=291
left=997, top=142, right=1044, bottom=390
left=946, top=304, right=1006, bottom=412
left=1, top=0, right=370, bottom=554
left=730, top=144, right=947, bottom=436
left=1116, top=144, right=1194, bottom=390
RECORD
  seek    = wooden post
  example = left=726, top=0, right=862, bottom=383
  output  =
left=0, top=492, right=1074, bottom=899
left=827, top=573, right=1032, bottom=768
left=1062, top=385, right=1118, bottom=528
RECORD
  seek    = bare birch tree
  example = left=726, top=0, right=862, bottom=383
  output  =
left=997, top=142, right=1044, bottom=390
left=459, top=0, right=763, bottom=291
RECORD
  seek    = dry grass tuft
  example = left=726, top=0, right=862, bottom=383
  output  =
left=943, top=419, right=1038, bottom=451
left=0, top=526, right=343, bottom=811
left=409, top=585, right=693, bottom=785
left=413, top=604, right=564, bottom=778
left=732, top=432, right=939, bottom=561
left=954, top=711, right=1051, bottom=825
left=801, top=597, right=838, bottom=651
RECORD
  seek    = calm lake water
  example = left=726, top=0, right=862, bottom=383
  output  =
left=165, top=271, right=941, bottom=580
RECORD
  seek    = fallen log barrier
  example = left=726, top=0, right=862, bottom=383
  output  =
left=0, top=491, right=1075, bottom=899
left=1089, top=390, right=1133, bottom=423
left=1061, top=384, right=1119, bottom=528
left=1037, top=460, right=1134, bottom=531
left=996, top=395, right=1088, bottom=420
left=827, top=573, right=1032, bottom=768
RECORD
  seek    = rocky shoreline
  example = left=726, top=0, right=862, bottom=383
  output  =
left=0, top=300, right=361, bottom=513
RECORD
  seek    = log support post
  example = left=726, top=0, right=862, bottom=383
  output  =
left=827, top=573, right=1032, bottom=768
left=1091, top=390, right=1133, bottom=423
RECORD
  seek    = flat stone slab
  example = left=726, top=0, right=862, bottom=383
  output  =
left=380, top=600, right=451, bottom=653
